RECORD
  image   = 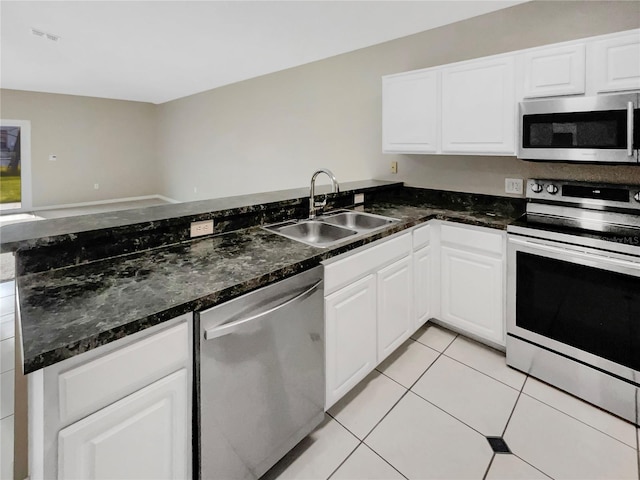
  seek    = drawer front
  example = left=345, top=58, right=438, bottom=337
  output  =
left=58, top=321, right=188, bottom=423
left=413, top=224, right=431, bottom=250
left=324, top=233, right=411, bottom=296
left=440, top=223, right=503, bottom=255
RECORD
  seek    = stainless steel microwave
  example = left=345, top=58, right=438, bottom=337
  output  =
left=518, top=93, right=639, bottom=164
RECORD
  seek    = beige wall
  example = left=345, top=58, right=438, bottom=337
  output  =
left=2, top=2, right=640, bottom=208
left=157, top=0, right=640, bottom=202
left=0, top=89, right=159, bottom=207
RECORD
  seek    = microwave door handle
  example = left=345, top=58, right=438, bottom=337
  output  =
left=628, top=101, right=634, bottom=156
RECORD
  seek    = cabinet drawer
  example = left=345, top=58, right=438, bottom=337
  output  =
left=58, top=321, right=188, bottom=422
left=440, top=223, right=503, bottom=255
left=324, top=233, right=411, bottom=295
left=413, top=224, right=431, bottom=250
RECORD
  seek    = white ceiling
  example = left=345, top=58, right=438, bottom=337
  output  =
left=1, top=1, right=525, bottom=104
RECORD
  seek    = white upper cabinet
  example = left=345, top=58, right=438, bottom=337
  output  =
left=522, top=44, right=586, bottom=98
left=441, top=56, right=516, bottom=155
left=592, top=32, right=640, bottom=93
left=382, top=29, right=639, bottom=156
left=382, top=69, right=439, bottom=153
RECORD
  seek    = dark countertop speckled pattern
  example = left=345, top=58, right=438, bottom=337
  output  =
left=0, top=180, right=402, bottom=252
left=17, top=199, right=522, bottom=373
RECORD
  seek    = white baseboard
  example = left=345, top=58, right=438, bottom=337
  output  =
left=30, top=194, right=180, bottom=212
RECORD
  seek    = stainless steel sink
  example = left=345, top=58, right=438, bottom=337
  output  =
left=263, top=210, right=399, bottom=248
left=320, top=211, right=397, bottom=230
left=264, top=220, right=358, bottom=247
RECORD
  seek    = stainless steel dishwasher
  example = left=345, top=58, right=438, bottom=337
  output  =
left=197, top=266, right=325, bottom=480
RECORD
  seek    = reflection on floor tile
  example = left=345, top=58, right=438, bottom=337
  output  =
left=366, top=392, right=493, bottom=479
left=411, top=323, right=456, bottom=352
left=486, top=454, right=550, bottom=480
left=377, top=338, right=439, bottom=388
left=0, top=296, right=14, bottom=317
left=0, top=281, right=14, bottom=298
left=505, top=394, right=638, bottom=480
left=1, top=415, right=14, bottom=480
left=445, top=335, right=526, bottom=390
left=329, top=370, right=405, bottom=440
left=412, top=355, right=519, bottom=436
left=522, top=376, right=637, bottom=448
left=1, top=370, right=15, bottom=419
left=1, top=337, right=15, bottom=373
left=263, top=415, right=359, bottom=480
left=330, top=444, right=403, bottom=480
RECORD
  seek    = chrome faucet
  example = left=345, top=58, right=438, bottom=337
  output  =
left=309, top=169, right=340, bottom=219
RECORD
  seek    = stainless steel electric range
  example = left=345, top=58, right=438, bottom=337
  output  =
left=506, top=179, right=640, bottom=426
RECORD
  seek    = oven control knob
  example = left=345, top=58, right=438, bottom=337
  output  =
left=634, top=192, right=640, bottom=202
left=531, top=183, right=543, bottom=193
left=546, top=184, right=559, bottom=195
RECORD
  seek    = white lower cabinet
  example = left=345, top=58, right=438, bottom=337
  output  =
left=326, top=221, right=506, bottom=407
left=323, top=233, right=412, bottom=409
left=325, top=275, right=377, bottom=409
left=439, top=222, right=505, bottom=346
left=414, top=245, right=433, bottom=329
left=28, top=314, right=192, bottom=480
left=440, top=246, right=504, bottom=345
left=377, top=256, right=413, bottom=362
left=58, top=370, right=188, bottom=480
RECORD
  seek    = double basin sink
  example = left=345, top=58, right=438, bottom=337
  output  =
left=263, top=210, right=399, bottom=248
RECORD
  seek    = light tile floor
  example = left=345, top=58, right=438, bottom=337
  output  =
left=265, top=323, right=640, bottom=480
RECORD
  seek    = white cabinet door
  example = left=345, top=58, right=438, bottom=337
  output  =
left=440, top=246, right=504, bottom=345
left=592, top=32, right=640, bottom=93
left=58, top=369, right=188, bottom=480
left=377, top=256, right=413, bottom=362
left=441, top=56, right=516, bottom=154
left=325, top=274, right=377, bottom=409
left=414, top=245, right=433, bottom=329
left=523, top=44, right=586, bottom=98
left=382, top=70, right=439, bottom=153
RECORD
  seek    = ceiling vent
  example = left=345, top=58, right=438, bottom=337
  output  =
left=31, top=28, right=60, bottom=42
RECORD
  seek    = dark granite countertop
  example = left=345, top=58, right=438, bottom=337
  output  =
left=17, top=192, right=524, bottom=374
left=1, top=180, right=401, bottom=253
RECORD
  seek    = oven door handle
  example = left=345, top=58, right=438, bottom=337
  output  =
left=509, top=237, right=640, bottom=270
left=628, top=101, right=634, bottom=157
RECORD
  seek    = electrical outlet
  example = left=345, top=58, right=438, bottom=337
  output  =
left=190, top=220, right=214, bottom=237
left=505, top=178, right=523, bottom=194
left=48, top=154, right=57, bottom=161
left=354, top=193, right=365, bottom=204
left=93, top=183, right=99, bottom=190
left=391, top=161, right=398, bottom=174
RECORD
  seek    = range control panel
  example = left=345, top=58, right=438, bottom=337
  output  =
left=527, top=179, right=640, bottom=211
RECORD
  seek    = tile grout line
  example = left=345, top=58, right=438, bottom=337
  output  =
left=359, top=336, right=456, bottom=447
left=441, top=351, right=524, bottom=392
left=502, top=376, right=557, bottom=480
left=500, top=374, right=527, bottom=438
left=481, top=453, right=495, bottom=480
left=518, top=389, right=638, bottom=450
left=325, top=438, right=361, bottom=480
left=510, top=452, right=555, bottom=480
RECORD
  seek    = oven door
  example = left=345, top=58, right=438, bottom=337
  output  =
left=518, top=93, right=639, bottom=163
left=507, top=234, right=640, bottom=383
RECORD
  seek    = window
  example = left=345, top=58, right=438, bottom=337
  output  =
left=0, top=119, right=31, bottom=212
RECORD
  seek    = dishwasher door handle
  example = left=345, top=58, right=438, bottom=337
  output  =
left=204, top=279, right=323, bottom=340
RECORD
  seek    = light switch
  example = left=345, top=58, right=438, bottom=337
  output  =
left=48, top=154, right=57, bottom=161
